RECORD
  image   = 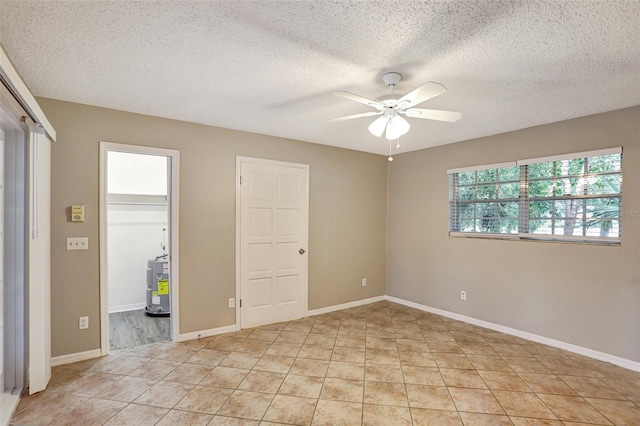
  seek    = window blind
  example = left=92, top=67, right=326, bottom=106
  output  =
left=448, top=148, right=622, bottom=244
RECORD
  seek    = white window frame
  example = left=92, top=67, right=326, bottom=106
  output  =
left=448, top=147, right=622, bottom=245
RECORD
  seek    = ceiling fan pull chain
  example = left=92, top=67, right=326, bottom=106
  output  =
left=388, top=138, right=394, bottom=162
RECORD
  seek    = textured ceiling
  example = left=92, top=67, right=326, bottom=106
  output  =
left=1, top=1, right=639, bottom=155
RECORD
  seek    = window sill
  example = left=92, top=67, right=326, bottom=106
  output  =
left=449, top=232, right=621, bottom=246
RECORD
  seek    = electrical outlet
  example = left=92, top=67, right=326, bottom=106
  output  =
left=67, top=237, right=89, bottom=250
left=79, top=316, right=89, bottom=329
left=228, top=298, right=235, bottom=309
left=362, top=278, right=367, bottom=287
left=460, top=291, right=467, bottom=301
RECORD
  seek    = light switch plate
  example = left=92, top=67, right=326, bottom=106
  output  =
left=67, top=237, right=89, bottom=250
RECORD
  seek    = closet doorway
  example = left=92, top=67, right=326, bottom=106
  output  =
left=99, top=142, right=180, bottom=354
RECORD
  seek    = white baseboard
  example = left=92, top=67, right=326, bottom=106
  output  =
left=1, top=389, right=21, bottom=426
left=307, top=295, right=386, bottom=316
left=177, top=296, right=386, bottom=340
left=177, top=295, right=386, bottom=339
left=176, top=324, right=238, bottom=342
left=51, top=349, right=102, bottom=367
left=108, top=302, right=147, bottom=314
left=386, top=295, right=640, bottom=373
left=52, top=296, right=638, bottom=372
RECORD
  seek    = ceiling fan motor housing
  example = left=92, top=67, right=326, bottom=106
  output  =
left=382, top=72, right=402, bottom=87
left=377, top=72, right=405, bottom=107
left=376, top=94, right=401, bottom=106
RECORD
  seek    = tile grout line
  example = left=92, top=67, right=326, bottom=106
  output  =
left=14, top=301, right=640, bottom=425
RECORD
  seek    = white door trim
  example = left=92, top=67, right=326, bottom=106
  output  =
left=235, top=156, right=309, bottom=329
left=99, top=142, right=180, bottom=355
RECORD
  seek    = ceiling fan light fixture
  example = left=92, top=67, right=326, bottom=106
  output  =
left=368, top=115, right=388, bottom=137
left=385, top=115, right=410, bottom=140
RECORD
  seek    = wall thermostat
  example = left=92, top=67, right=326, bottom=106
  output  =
left=71, top=205, right=85, bottom=222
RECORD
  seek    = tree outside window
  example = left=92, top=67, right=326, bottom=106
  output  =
left=449, top=149, right=621, bottom=243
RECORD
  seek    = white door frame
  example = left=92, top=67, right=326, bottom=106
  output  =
left=235, top=156, right=309, bottom=329
left=99, top=142, right=180, bottom=355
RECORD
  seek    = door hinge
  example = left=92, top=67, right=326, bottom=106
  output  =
left=239, top=299, right=242, bottom=308
left=240, top=176, right=243, bottom=185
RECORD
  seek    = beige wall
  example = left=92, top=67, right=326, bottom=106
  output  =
left=41, top=96, right=639, bottom=363
left=40, top=98, right=387, bottom=357
left=387, top=106, right=640, bottom=362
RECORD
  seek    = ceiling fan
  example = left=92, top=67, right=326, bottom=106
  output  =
left=330, top=72, right=462, bottom=140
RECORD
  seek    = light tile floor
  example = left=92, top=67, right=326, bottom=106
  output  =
left=10, top=301, right=640, bottom=425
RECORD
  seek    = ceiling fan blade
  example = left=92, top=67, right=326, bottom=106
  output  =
left=403, top=108, right=462, bottom=122
left=397, top=82, right=447, bottom=108
left=333, top=91, right=383, bottom=109
left=329, top=111, right=382, bottom=122
left=368, top=116, right=388, bottom=137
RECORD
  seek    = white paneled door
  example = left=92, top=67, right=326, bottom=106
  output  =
left=240, top=159, right=309, bottom=328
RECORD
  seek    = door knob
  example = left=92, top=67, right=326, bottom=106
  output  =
left=299, top=248, right=306, bottom=255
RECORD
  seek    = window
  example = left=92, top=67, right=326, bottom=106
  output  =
left=449, top=162, right=520, bottom=234
left=448, top=148, right=622, bottom=244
